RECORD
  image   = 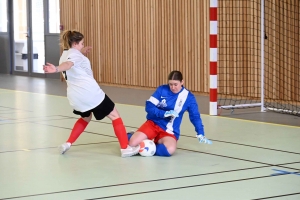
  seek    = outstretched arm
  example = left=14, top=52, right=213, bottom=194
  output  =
left=43, top=61, right=73, bottom=73
left=188, top=96, right=212, bottom=144
left=187, top=96, right=205, bottom=135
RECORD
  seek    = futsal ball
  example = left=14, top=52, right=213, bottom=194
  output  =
left=139, top=139, right=156, bottom=157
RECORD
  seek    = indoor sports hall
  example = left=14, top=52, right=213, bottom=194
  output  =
left=0, top=0, right=299, bottom=199
left=0, top=75, right=299, bottom=200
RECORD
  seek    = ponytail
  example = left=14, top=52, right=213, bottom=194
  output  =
left=60, top=30, right=84, bottom=50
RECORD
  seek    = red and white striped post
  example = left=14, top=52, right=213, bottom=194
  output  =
left=209, top=0, right=218, bottom=116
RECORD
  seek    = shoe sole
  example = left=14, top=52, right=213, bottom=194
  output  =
left=121, top=146, right=140, bottom=158
left=200, top=141, right=212, bottom=144
left=58, top=146, right=69, bottom=154
left=121, top=152, right=138, bottom=158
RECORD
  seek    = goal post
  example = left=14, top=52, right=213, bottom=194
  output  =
left=209, top=0, right=218, bottom=115
left=210, top=0, right=300, bottom=116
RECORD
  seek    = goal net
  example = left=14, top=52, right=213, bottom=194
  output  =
left=217, top=0, right=300, bottom=116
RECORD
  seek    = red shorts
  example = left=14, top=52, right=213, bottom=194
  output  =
left=137, top=120, right=177, bottom=143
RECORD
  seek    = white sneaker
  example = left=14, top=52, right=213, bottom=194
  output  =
left=121, top=145, right=140, bottom=158
left=58, top=142, right=71, bottom=154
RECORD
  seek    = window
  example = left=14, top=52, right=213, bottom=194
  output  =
left=0, top=0, right=7, bottom=32
left=49, top=0, right=60, bottom=33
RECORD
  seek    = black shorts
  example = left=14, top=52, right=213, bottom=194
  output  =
left=73, top=94, right=115, bottom=120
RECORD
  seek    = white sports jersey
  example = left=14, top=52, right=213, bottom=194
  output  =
left=59, top=48, right=105, bottom=112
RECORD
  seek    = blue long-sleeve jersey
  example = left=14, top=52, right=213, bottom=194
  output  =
left=145, top=84, right=205, bottom=139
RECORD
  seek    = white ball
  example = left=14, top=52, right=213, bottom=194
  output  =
left=139, top=139, right=156, bottom=157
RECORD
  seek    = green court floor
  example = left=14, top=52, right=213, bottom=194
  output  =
left=0, top=88, right=299, bottom=199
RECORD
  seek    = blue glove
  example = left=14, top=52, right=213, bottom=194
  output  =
left=164, top=110, right=179, bottom=118
left=196, top=135, right=212, bottom=144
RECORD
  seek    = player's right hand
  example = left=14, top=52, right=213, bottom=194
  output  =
left=43, top=63, right=56, bottom=73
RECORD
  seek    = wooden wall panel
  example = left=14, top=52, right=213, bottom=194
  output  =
left=60, top=0, right=299, bottom=103
left=60, top=0, right=210, bottom=93
left=264, top=0, right=300, bottom=102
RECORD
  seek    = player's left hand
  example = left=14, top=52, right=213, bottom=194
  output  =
left=81, top=46, right=92, bottom=55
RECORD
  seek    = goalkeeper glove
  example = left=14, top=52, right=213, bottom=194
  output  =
left=196, top=135, right=212, bottom=144
left=164, top=110, right=179, bottom=118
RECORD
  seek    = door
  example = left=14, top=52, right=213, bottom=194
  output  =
left=12, top=0, right=60, bottom=78
left=13, top=0, right=43, bottom=76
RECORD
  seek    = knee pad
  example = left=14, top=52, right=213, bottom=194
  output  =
left=127, top=133, right=133, bottom=141
left=154, top=144, right=171, bottom=157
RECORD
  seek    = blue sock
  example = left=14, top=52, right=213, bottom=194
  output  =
left=127, top=133, right=133, bottom=141
left=154, top=144, right=171, bottom=157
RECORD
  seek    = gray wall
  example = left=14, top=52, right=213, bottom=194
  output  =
left=0, top=34, right=11, bottom=74
left=45, top=34, right=60, bottom=79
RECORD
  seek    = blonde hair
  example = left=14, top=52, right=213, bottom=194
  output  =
left=60, top=30, right=84, bottom=49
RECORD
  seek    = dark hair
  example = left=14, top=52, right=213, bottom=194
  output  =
left=61, top=30, right=84, bottom=49
left=168, top=70, right=183, bottom=81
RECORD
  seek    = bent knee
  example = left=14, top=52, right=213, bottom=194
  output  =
left=166, top=145, right=176, bottom=155
left=129, top=131, right=148, bottom=147
left=82, top=114, right=92, bottom=122
left=129, top=139, right=139, bottom=147
left=107, top=107, right=120, bottom=120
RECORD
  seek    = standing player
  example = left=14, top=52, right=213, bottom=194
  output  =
left=43, top=30, right=139, bottom=157
left=127, top=70, right=212, bottom=157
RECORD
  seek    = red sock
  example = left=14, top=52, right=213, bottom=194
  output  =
left=112, top=118, right=128, bottom=149
left=66, top=118, right=89, bottom=144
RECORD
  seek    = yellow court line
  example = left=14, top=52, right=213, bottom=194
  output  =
left=116, top=102, right=145, bottom=108
left=217, top=115, right=300, bottom=129
left=0, top=90, right=15, bottom=94
left=22, top=149, right=31, bottom=152
left=118, top=103, right=299, bottom=128
left=0, top=88, right=67, bottom=98
left=1, top=88, right=299, bottom=129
